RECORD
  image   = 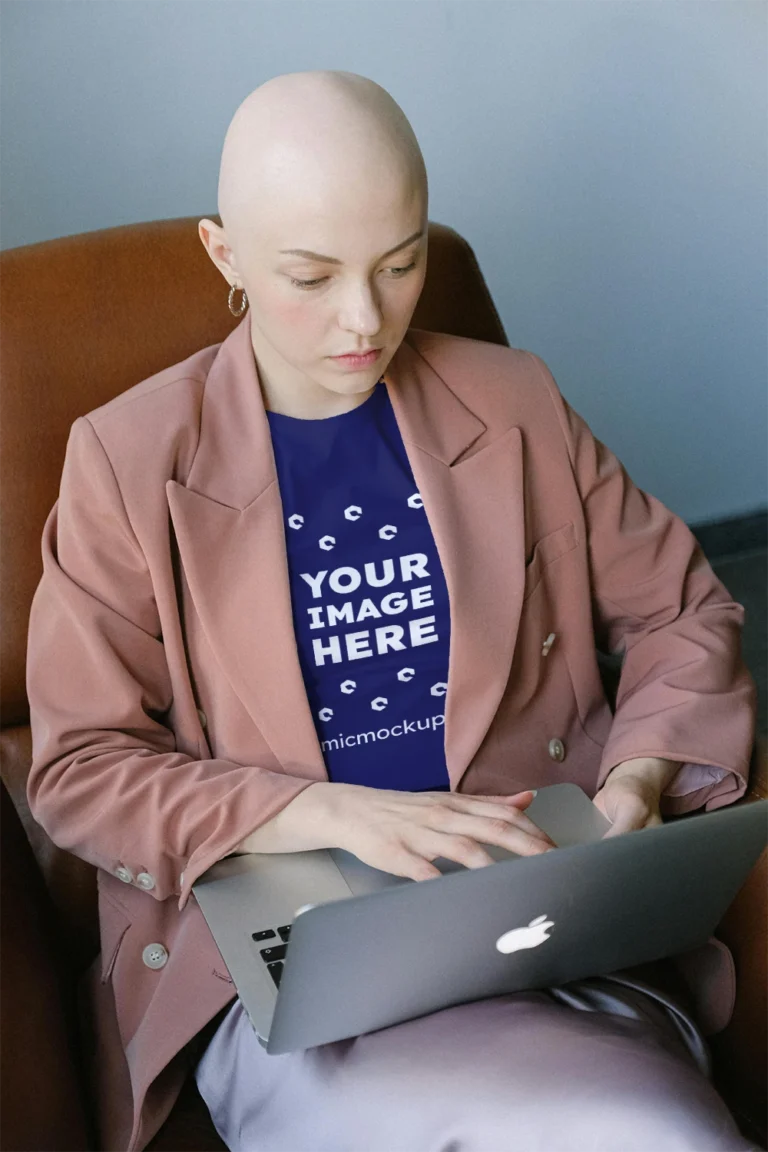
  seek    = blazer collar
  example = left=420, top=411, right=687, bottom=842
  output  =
left=182, top=315, right=488, bottom=508
left=167, top=317, right=526, bottom=792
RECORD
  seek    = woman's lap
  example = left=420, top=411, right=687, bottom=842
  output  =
left=195, top=985, right=755, bottom=1152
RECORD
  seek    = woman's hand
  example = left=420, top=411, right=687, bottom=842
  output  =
left=235, top=781, right=556, bottom=876
left=593, top=756, right=679, bottom=837
left=323, top=784, right=556, bottom=881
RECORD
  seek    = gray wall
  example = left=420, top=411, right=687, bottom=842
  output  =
left=2, top=1, right=765, bottom=525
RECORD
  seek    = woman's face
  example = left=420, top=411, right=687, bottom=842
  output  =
left=227, top=164, right=428, bottom=414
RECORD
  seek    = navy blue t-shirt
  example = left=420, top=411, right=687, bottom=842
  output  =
left=266, top=379, right=451, bottom=792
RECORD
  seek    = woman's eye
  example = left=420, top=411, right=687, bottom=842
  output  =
left=287, top=276, right=324, bottom=290
left=291, top=260, right=416, bottom=290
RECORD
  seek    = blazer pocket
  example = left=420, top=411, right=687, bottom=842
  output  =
left=98, top=889, right=131, bottom=984
left=523, top=522, right=578, bottom=601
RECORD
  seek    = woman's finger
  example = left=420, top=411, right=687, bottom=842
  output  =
left=479, top=790, right=537, bottom=809
left=446, top=794, right=556, bottom=846
left=433, top=808, right=556, bottom=856
left=457, top=792, right=540, bottom=813
left=448, top=790, right=536, bottom=809
left=600, top=794, right=651, bottom=838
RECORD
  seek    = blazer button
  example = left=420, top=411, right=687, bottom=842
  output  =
left=541, top=632, right=556, bottom=656
left=548, top=738, right=566, bottom=762
left=115, top=865, right=134, bottom=884
left=197, top=709, right=207, bottom=729
left=136, top=872, right=156, bottom=891
left=142, top=943, right=169, bottom=970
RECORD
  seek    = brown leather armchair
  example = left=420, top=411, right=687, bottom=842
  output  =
left=1, top=218, right=765, bottom=1151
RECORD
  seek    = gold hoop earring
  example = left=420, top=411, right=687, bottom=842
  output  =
left=228, top=284, right=248, bottom=317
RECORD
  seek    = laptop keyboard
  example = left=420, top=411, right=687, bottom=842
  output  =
left=252, top=924, right=292, bottom=988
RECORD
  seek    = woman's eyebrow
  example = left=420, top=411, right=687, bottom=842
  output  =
left=278, top=230, right=425, bottom=265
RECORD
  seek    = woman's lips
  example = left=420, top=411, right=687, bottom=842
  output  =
left=330, top=348, right=381, bottom=368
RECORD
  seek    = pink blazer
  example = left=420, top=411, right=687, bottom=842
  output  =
left=26, top=318, right=756, bottom=1150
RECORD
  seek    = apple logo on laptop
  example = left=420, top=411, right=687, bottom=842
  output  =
left=495, top=914, right=555, bottom=954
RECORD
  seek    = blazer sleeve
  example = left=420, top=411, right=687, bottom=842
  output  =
left=26, top=417, right=317, bottom=909
left=526, top=354, right=757, bottom=814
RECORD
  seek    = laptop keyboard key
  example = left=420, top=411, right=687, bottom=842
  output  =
left=252, top=928, right=277, bottom=941
left=277, top=924, right=291, bottom=941
left=267, top=961, right=283, bottom=988
left=260, top=944, right=287, bottom=962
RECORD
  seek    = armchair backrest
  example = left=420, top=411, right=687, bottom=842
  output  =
left=0, top=216, right=508, bottom=961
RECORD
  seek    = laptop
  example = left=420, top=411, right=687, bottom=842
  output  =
left=192, top=783, right=767, bottom=1055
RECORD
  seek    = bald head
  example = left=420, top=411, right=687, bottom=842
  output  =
left=199, top=71, right=429, bottom=419
left=217, top=70, right=427, bottom=247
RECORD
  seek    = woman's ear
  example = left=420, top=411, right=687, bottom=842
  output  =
left=198, top=218, right=239, bottom=285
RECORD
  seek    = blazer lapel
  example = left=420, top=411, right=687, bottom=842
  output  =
left=166, top=319, right=328, bottom=781
left=384, top=340, right=526, bottom=790
left=167, top=319, right=526, bottom=792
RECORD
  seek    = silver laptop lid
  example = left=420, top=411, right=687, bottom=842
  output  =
left=264, top=798, right=767, bottom=1054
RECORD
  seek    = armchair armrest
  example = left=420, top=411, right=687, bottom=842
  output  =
left=741, top=732, right=768, bottom=802
left=0, top=777, right=92, bottom=1151
left=711, top=734, right=767, bottom=1148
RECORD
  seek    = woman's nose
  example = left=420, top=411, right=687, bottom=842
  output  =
left=338, top=281, right=383, bottom=336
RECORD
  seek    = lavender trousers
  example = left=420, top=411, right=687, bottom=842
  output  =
left=195, top=973, right=756, bottom=1152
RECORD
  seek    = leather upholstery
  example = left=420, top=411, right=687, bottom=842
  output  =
left=0, top=776, right=91, bottom=1151
left=710, top=764, right=768, bottom=1144
left=0, top=216, right=764, bottom=1151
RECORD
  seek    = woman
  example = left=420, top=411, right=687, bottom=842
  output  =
left=26, top=71, right=757, bottom=1151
